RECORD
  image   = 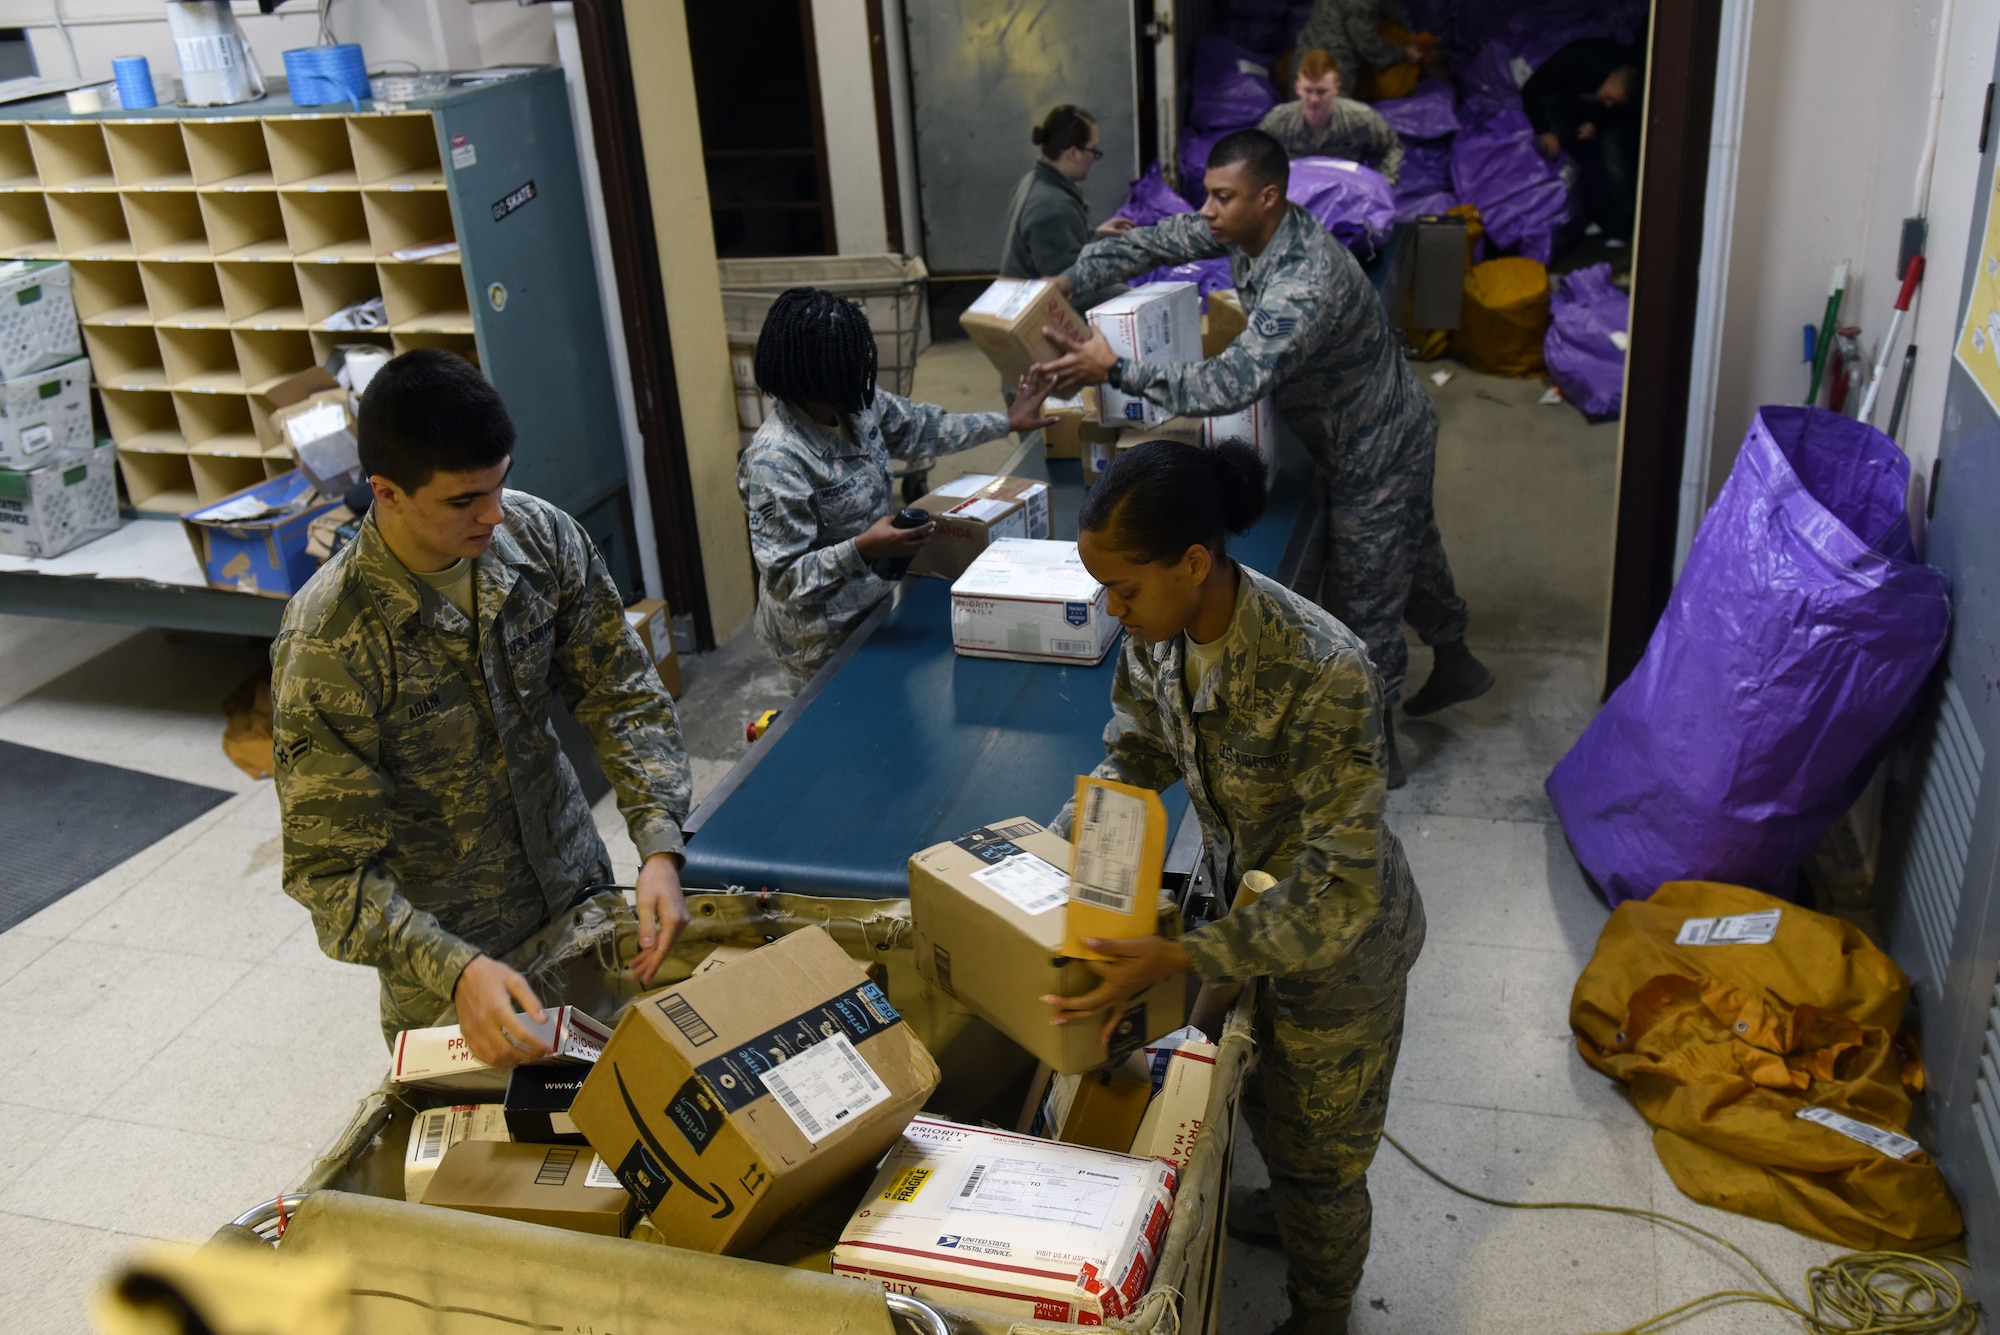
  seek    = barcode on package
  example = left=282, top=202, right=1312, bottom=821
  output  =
left=1675, top=910, right=1781, bottom=947
left=994, top=821, right=1041, bottom=840
left=418, top=1116, right=446, bottom=1161
left=1797, top=1106, right=1921, bottom=1160
left=759, top=1032, right=891, bottom=1144
left=653, top=992, right=717, bottom=1046
left=1051, top=638, right=1092, bottom=655
left=1072, top=783, right=1145, bottom=913
left=959, top=1164, right=988, bottom=1198
left=584, top=1155, right=622, bottom=1189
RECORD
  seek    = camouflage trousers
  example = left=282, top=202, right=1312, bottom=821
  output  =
left=1315, top=441, right=1470, bottom=707
left=1244, top=877, right=1426, bottom=1333
left=376, top=888, right=643, bottom=1047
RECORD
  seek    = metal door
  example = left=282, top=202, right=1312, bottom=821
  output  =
left=1883, top=21, right=2000, bottom=1303
left=901, top=0, right=1140, bottom=273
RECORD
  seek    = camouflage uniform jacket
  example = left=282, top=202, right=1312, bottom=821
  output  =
left=272, top=493, right=691, bottom=1017
left=1063, top=205, right=1436, bottom=492
left=1062, top=564, right=1419, bottom=983
left=738, top=391, right=1009, bottom=680
left=1295, top=0, right=1409, bottom=87
left=1258, top=99, right=1405, bottom=184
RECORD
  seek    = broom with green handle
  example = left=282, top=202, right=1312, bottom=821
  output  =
left=1806, top=259, right=1849, bottom=406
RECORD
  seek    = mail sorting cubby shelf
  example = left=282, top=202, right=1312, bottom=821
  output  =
left=71, top=259, right=149, bottom=324
left=139, top=260, right=227, bottom=327
left=117, top=450, right=198, bottom=514
left=216, top=260, right=305, bottom=327
left=0, top=192, right=56, bottom=256
left=389, top=329, right=479, bottom=366
left=103, top=122, right=193, bottom=189
left=0, top=123, right=36, bottom=188
left=264, top=116, right=356, bottom=189
left=122, top=190, right=208, bottom=258
left=185, top=119, right=273, bottom=190
left=280, top=190, right=370, bottom=262
left=26, top=122, right=113, bottom=189
left=231, top=327, right=315, bottom=393
left=81, top=324, right=167, bottom=390
left=199, top=191, right=288, bottom=259
left=348, top=113, right=444, bottom=188
left=157, top=326, right=241, bottom=392
left=48, top=191, right=130, bottom=258
left=308, top=327, right=390, bottom=369
left=178, top=391, right=265, bottom=502
left=296, top=259, right=381, bottom=327
left=378, top=261, right=472, bottom=332
left=362, top=189, right=454, bottom=258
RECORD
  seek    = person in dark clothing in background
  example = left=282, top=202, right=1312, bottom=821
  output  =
left=1523, top=38, right=1643, bottom=243
left=999, top=105, right=1133, bottom=309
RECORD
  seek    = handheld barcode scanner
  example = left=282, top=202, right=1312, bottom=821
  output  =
left=1061, top=776, right=1169, bottom=961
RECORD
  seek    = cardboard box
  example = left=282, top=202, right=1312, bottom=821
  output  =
left=1090, top=284, right=1201, bottom=427
left=1028, top=1054, right=1155, bottom=1153
left=1042, top=390, right=1117, bottom=461
left=505, top=1064, right=591, bottom=1145
left=949, top=539, right=1118, bottom=666
left=908, top=819, right=1186, bottom=1074
left=1203, top=290, right=1247, bottom=359
left=693, top=942, right=759, bottom=976
left=624, top=598, right=682, bottom=697
left=568, top=925, right=940, bottom=1256
left=0, top=357, right=92, bottom=468
left=1113, top=418, right=1204, bottom=452
left=1083, top=434, right=1117, bottom=489
left=267, top=376, right=359, bottom=494
left=960, top=279, right=1092, bottom=384
left=832, top=1116, right=1179, bottom=1325
left=181, top=471, right=346, bottom=599
left=0, top=440, right=119, bottom=559
left=0, top=260, right=82, bottom=380
left=1130, top=1029, right=1218, bottom=1169
left=423, top=1140, right=636, bottom=1238
left=391, top=1006, right=612, bottom=1095
left=1202, top=397, right=1277, bottom=490
left=908, top=473, right=1052, bottom=581
left=404, top=1103, right=510, bottom=1202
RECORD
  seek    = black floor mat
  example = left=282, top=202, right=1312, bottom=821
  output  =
left=0, top=740, right=233, bottom=935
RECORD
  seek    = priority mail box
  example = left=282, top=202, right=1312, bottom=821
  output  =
left=1202, top=397, right=1277, bottom=490
left=961, top=279, right=1092, bottom=384
left=404, top=1103, right=510, bottom=1202
left=1129, top=1028, right=1217, bottom=1169
left=833, top=1116, right=1179, bottom=1325
left=949, top=539, right=1118, bottom=666
left=568, top=925, right=939, bottom=1256
left=908, top=473, right=1052, bottom=581
left=391, top=1006, right=611, bottom=1095
left=908, top=819, right=1185, bottom=1074
left=1090, top=283, right=1201, bottom=426
left=0, top=357, right=91, bottom=468
left=1203, top=290, right=1247, bottom=358
left=0, top=440, right=118, bottom=559
left=423, top=1140, right=636, bottom=1238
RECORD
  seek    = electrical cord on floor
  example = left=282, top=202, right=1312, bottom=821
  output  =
left=1382, top=1133, right=1976, bottom=1334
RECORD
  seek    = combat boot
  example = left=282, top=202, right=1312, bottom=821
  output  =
left=1227, top=1185, right=1282, bottom=1247
left=1403, top=639, right=1495, bottom=717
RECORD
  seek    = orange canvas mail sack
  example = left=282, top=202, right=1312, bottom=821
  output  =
left=1571, top=880, right=1961, bottom=1251
left=1452, top=256, right=1549, bottom=378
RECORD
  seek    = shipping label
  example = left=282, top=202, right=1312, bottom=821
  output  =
left=758, top=1032, right=892, bottom=1144
left=1675, top=910, right=1781, bottom=947
left=1797, top=1106, right=1922, bottom=1160
left=692, top=981, right=903, bottom=1114
left=1071, top=784, right=1147, bottom=914
left=951, top=1156, right=1123, bottom=1231
left=971, top=853, right=1070, bottom=915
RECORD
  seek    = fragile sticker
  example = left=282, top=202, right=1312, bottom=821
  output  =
left=879, top=1166, right=933, bottom=1204
left=1675, top=910, right=1780, bottom=947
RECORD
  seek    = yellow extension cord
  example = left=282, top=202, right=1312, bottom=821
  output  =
left=1381, top=1134, right=1978, bottom=1334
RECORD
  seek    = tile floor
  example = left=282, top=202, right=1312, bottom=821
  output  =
left=0, top=360, right=1858, bottom=1334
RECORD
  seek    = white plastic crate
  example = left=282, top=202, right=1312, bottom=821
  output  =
left=0, top=260, right=83, bottom=381
left=0, top=356, right=93, bottom=468
left=0, top=439, right=120, bottom=559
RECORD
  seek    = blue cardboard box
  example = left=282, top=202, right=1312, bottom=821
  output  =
left=181, top=470, right=342, bottom=598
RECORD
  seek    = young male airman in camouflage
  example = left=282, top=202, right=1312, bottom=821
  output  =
left=736, top=287, right=1056, bottom=684
left=1035, top=129, right=1492, bottom=786
left=273, top=351, right=691, bottom=1067
left=1051, top=439, right=1424, bottom=1335
left=1294, top=0, right=1424, bottom=93
left=1259, top=48, right=1405, bottom=183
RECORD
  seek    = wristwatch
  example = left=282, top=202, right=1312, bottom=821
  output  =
left=1106, top=357, right=1128, bottom=391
